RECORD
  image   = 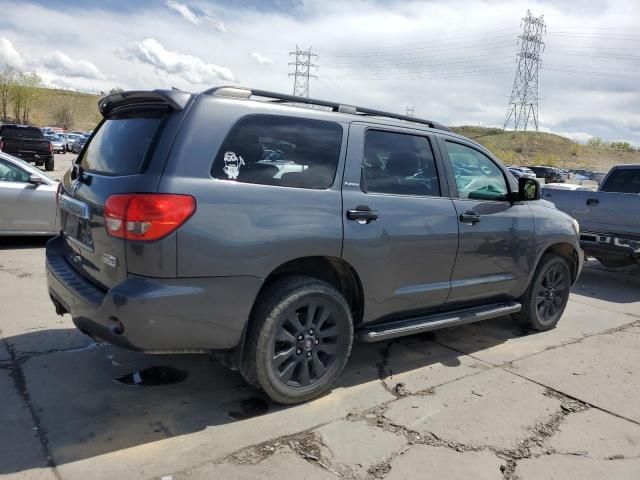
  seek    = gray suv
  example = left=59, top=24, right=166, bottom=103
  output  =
left=46, top=87, right=583, bottom=404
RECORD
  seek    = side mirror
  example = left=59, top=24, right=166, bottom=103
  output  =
left=518, top=177, right=540, bottom=201
left=29, top=174, right=44, bottom=186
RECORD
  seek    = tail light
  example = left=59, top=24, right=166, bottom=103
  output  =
left=48, top=142, right=53, bottom=154
left=104, top=194, right=196, bottom=241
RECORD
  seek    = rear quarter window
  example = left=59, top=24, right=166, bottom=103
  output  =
left=1, top=126, right=43, bottom=138
left=212, top=115, right=343, bottom=189
left=79, top=111, right=166, bottom=175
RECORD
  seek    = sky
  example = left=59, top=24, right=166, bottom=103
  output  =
left=0, top=0, right=638, bottom=145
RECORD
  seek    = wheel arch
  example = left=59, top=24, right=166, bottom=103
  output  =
left=536, top=242, right=581, bottom=285
left=253, top=256, right=365, bottom=327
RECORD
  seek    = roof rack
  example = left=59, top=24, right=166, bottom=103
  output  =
left=202, top=86, right=451, bottom=132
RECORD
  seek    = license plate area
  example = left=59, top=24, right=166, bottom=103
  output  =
left=60, top=195, right=94, bottom=250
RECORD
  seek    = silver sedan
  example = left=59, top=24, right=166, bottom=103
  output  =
left=0, top=152, right=58, bottom=235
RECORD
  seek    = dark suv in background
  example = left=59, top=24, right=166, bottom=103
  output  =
left=47, top=88, right=583, bottom=403
left=528, top=165, right=564, bottom=183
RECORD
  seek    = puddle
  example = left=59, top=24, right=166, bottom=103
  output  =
left=228, top=397, right=270, bottom=420
left=114, top=366, right=189, bottom=386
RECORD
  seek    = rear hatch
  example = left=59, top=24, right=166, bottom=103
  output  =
left=58, top=90, right=191, bottom=290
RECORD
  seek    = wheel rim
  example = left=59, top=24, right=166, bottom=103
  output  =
left=271, top=300, right=340, bottom=388
left=535, top=264, right=568, bottom=324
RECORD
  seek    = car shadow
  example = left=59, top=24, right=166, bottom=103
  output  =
left=571, top=259, right=640, bottom=304
left=1, top=315, right=526, bottom=475
left=0, top=236, right=51, bottom=251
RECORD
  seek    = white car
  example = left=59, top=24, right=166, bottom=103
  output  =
left=0, top=152, right=58, bottom=235
left=542, top=183, right=594, bottom=191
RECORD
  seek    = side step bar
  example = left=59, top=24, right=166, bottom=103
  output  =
left=356, top=301, right=522, bottom=343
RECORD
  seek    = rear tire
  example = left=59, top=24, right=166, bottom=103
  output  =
left=241, top=276, right=353, bottom=404
left=45, top=157, right=55, bottom=171
left=514, top=253, right=571, bottom=331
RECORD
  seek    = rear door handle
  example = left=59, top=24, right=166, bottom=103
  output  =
left=346, top=206, right=379, bottom=224
left=459, top=211, right=481, bottom=224
left=586, top=198, right=599, bottom=206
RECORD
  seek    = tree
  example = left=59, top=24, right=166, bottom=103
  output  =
left=55, top=103, right=74, bottom=130
left=0, top=66, right=16, bottom=121
left=109, top=87, right=124, bottom=95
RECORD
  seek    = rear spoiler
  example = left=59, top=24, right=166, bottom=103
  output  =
left=98, top=90, right=192, bottom=117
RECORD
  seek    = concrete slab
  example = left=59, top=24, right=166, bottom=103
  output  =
left=18, top=344, right=393, bottom=480
left=174, top=450, right=331, bottom=480
left=433, top=299, right=636, bottom=366
left=511, top=325, right=640, bottom=422
left=383, top=337, right=491, bottom=394
left=516, top=455, right=640, bottom=480
left=547, top=408, right=640, bottom=459
left=384, top=369, right=561, bottom=450
left=0, top=370, right=57, bottom=480
left=315, top=419, right=406, bottom=473
left=386, top=445, right=504, bottom=480
left=0, top=251, right=90, bottom=356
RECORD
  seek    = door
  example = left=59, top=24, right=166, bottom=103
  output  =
left=0, top=157, right=57, bottom=233
left=439, top=139, right=535, bottom=303
left=341, top=124, right=459, bottom=324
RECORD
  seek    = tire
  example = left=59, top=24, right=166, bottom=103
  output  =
left=45, top=157, right=55, bottom=171
left=241, top=276, right=353, bottom=404
left=514, top=253, right=571, bottom=331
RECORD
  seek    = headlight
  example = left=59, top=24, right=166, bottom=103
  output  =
left=572, top=218, right=580, bottom=236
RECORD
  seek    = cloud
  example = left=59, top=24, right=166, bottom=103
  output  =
left=124, top=38, right=237, bottom=84
left=250, top=52, right=274, bottom=65
left=42, top=51, right=105, bottom=79
left=0, top=37, right=26, bottom=69
left=164, top=0, right=226, bottom=32
left=164, top=0, right=198, bottom=24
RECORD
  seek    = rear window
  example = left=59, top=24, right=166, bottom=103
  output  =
left=79, top=112, right=165, bottom=175
left=1, top=125, right=43, bottom=139
left=212, top=115, right=343, bottom=189
left=600, top=168, right=640, bottom=194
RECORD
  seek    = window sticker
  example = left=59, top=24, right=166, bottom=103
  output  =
left=223, top=151, right=245, bottom=180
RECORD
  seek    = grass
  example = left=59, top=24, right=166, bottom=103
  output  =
left=451, top=126, right=639, bottom=172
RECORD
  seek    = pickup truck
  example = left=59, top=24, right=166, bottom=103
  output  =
left=542, top=164, right=640, bottom=267
left=0, top=124, right=54, bottom=171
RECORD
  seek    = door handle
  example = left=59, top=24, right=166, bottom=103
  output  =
left=586, top=198, right=599, bottom=206
left=459, top=211, right=481, bottom=224
left=346, top=206, right=379, bottom=224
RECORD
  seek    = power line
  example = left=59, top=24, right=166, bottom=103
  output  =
left=288, top=46, right=318, bottom=98
left=504, top=10, right=546, bottom=132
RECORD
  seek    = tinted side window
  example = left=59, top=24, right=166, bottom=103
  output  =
left=445, top=141, right=508, bottom=201
left=212, top=116, right=343, bottom=189
left=80, top=112, right=166, bottom=175
left=362, top=130, right=440, bottom=197
left=0, top=158, right=29, bottom=183
left=601, top=169, right=640, bottom=194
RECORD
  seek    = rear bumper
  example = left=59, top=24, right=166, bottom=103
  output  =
left=10, top=152, right=53, bottom=163
left=45, top=235, right=263, bottom=353
left=580, top=231, right=640, bottom=265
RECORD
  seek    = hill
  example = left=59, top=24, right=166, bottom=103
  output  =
left=450, top=126, right=639, bottom=172
left=29, top=87, right=101, bottom=131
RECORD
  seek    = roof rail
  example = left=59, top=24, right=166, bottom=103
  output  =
left=202, top=86, right=451, bottom=132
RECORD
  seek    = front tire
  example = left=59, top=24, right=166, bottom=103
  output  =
left=514, top=253, right=571, bottom=331
left=241, top=276, right=353, bottom=404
